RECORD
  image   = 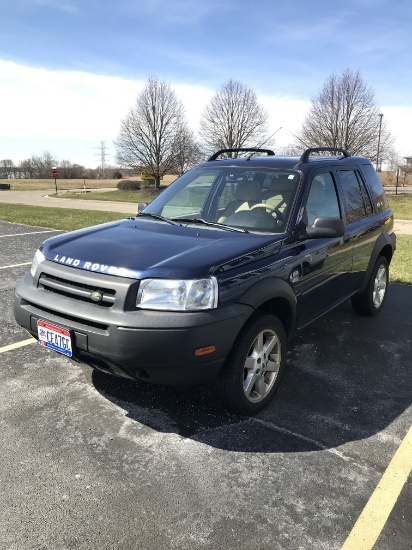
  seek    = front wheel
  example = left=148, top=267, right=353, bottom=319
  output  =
left=216, top=313, right=286, bottom=415
left=351, top=256, right=389, bottom=316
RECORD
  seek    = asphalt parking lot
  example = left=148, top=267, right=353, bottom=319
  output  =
left=1, top=220, right=411, bottom=550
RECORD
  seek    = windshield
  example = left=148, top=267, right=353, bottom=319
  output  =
left=142, top=166, right=301, bottom=233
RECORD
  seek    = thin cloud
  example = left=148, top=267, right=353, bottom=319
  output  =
left=0, top=60, right=140, bottom=140
left=15, top=0, right=80, bottom=13
left=116, top=0, right=232, bottom=25
left=0, top=60, right=411, bottom=167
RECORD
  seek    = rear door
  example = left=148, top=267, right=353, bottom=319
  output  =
left=336, top=167, right=382, bottom=289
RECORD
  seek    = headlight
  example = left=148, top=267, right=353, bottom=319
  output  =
left=136, top=277, right=218, bottom=311
left=30, top=249, right=45, bottom=277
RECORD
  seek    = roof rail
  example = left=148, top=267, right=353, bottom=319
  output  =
left=295, top=147, right=351, bottom=168
left=207, top=148, right=275, bottom=162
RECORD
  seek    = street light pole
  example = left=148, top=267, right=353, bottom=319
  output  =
left=376, top=113, right=383, bottom=171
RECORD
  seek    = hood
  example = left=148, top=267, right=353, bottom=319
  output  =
left=43, top=218, right=281, bottom=279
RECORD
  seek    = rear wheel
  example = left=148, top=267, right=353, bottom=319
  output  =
left=351, top=256, right=389, bottom=316
left=216, top=313, right=286, bottom=415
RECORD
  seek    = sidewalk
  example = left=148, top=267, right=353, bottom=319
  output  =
left=0, top=189, right=137, bottom=215
left=392, top=219, right=412, bottom=235
left=1, top=189, right=412, bottom=234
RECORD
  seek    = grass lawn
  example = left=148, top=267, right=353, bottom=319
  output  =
left=0, top=203, right=128, bottom=232
left=56, top=190, right=161, bottom=203
left=3, top=178, right=119, bottom=191
left=388, top=194, right=412, bottom=220
left=390, top=235, right=412, bottom=285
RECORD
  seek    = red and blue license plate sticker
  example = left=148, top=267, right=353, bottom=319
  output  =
left=38, top=320, right=72, bottom=357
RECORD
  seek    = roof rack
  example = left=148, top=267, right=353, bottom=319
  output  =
left=207, top=148, right=275, bottom=162
left=295, top=147, right=351, bottom=168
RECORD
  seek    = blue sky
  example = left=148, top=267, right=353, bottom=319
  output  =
left=0, top=0, right=411, bottom=169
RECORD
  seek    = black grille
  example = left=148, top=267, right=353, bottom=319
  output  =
left=38, top=273, right=116, bottom=307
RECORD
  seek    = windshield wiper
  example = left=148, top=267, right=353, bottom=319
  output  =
left=181, top=218, right=249, bottom=233
left=137, top=213, right=181, bottom=226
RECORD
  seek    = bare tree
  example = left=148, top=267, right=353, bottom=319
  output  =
left=19, top=158, right=36, bottom=178
left=173, top=124, right=204, bottom=175
left=0, top=159, right=15, bottom=178
left=32, top=152, right=58, bottom=179
left=385, top=148, right=403, bottom=172
left=16, top=152, right=57, bottom=179
left=199, top=79, right=271, bottom=156
left=59, top=159, right=86, bottom=179
left=277, top=144, right=302, bottom=156
left=115, top=77, right=186, bottom=188
left=295, top=70, right=394, bottom=164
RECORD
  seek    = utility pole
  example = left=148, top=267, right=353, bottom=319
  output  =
left=95, top=141, right=109, bottom=179
left=376, top=113, right=383, bottom=171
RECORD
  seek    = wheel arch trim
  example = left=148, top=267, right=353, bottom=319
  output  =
left=358, top=233, right=395, bottom=294
left=237, top=278, right=297, bottom=337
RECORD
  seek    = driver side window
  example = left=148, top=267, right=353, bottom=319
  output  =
left=306, top=172, right=341, bottom=225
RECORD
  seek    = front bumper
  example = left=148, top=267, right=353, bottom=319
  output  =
left=14, top=269, right=252, bottom=385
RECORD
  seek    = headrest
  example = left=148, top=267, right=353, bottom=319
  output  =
left=269, top=174, right=292, bottom=193
left=236, top=180, right=262, bottom=202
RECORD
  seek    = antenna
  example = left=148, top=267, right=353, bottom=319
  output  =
left=244, top=128, right=283, bottom=160
left=253, top=127, right=282, bottom=151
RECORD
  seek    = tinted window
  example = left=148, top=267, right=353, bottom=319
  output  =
left=161, top=170, right=218, bottom=218
left=306, top=172, right=341, bottom=225
left=145, top=167, right=301, bottom=234
left=357, top=171, right=373, bottom=215
left=360, top=163, right=389, bottom=211
left=338, top=170, right=367, bottom=223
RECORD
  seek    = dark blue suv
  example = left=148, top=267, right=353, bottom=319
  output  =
left=14, top=147, right=396, bottom=415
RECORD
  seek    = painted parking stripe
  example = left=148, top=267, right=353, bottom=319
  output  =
left=341, top=425, right=412, bottom=550
left=0, top=338, right=36, bottom=354
left=0, top=230, right=59, bottom=238
left=0, top=262, right=31, bottom=270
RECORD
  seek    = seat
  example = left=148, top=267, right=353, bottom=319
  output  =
left=218, top=180, right=262, bottom=222
left=262, top=174, right=292, bottom=211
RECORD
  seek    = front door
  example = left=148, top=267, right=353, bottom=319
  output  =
left=295, top=170, right=353, bottom=328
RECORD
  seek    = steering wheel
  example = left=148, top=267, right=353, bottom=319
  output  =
left=250, top=203, right=275, bottom=212
left=250, top=203, right=284, bottom=221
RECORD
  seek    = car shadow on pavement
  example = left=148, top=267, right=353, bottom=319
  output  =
left=92, top=284, right=412, bottom=453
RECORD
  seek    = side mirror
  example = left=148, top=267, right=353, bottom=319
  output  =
left=137, top=202, right=148, bottom=214
left=306, top=217, right=345, bottom=239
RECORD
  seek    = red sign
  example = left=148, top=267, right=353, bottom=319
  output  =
left=51, top=169, right=59, bottom=178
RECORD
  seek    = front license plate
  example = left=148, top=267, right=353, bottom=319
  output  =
left=37, top=320, right=73, bottom=357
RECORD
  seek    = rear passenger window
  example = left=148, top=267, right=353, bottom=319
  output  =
left=306, top=172, right=341, bottom=225
left=338, top=169, right=370, bottom=223
left=360, top=164, right=389, bottom=211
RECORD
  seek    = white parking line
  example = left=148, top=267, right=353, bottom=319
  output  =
left=0, top=262, right=31, bottom=270
left=0, top=338, right=36, bottom=354
left=0, top=230, right=59, bottom=238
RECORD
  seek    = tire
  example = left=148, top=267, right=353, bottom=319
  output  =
left=351, top=256, right=389, bottom=316
left=216, top=312, right=286, bottom=415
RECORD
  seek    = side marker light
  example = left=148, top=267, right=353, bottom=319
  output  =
left=194, top=345, right=216, bottom=357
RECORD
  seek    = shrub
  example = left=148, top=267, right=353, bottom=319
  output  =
left=112, top=170, right=123, bottom=179
left=117, top=179, right=143, bottom=191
